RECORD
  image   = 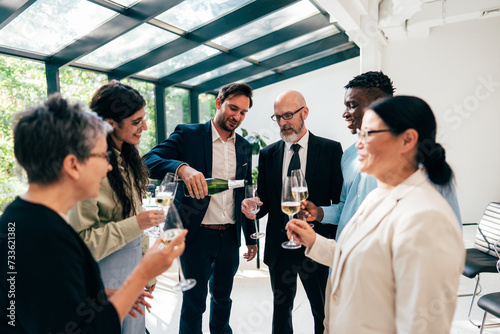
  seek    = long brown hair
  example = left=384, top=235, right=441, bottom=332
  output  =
left=89, top=80, right=149, bottom=218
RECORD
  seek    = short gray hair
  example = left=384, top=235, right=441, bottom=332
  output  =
left=14, top=93, right=111, bottom=185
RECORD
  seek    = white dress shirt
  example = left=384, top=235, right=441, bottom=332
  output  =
left=201, top=120, right=237, bottom=225
left=282, top=130, right=309, bottom=183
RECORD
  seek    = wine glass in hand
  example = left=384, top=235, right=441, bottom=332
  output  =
left=160, top=205, right=196, bottom=292
left=290, top=169, right=313, bottom=228
left=145, top=172, right=177, bottom=238
left=281, top=176, right=302, bottom=249
left=245, top=185, right=265, bottom=239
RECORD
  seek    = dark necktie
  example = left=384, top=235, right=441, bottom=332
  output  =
left=287, top=143, right=301, bottom=176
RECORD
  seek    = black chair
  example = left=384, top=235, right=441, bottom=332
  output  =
left=461, top=202, right=500, bottom=327
left=478, top=292, right=500, bottom=333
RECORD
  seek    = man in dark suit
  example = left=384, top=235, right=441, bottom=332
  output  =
left=242, top=90, right=343, bottom=334
left=143, top=83, right=257, bottom=334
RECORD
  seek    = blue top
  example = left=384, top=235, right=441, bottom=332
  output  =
left=322, top=143, right=462, bottom=239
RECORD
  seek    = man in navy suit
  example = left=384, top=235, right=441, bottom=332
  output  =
left=143, top=83, right=257, bottom=334
left=242, top=90, right=343, bottom=334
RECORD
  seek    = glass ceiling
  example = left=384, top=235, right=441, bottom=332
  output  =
left=0, top=0, right=359, bottom=93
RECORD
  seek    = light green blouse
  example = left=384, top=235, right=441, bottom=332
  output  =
left=68, top=149, right=145, bottom=262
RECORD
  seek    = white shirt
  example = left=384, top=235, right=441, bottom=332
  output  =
left=282, top=130, right=309, bottom=183
left=201, top=120, right=237, bottom=225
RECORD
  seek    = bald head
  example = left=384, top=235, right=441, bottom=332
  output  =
left=274, top=90, right=307, bottom=110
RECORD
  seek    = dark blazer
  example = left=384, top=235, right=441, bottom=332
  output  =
left=257, top=132, right=343, bottom=268
left=143, top=120, right=256, bottom=246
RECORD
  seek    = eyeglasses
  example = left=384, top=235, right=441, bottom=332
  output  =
left=271, top=106, right=304, bottom=122
left=88, top=150, right=112, bottom=163
left=132, top=113, right=149, bottom=128
left=356, top=128, right=391, bottom=144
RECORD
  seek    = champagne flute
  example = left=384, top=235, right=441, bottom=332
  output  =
left=281, top=176, right=302, bottom=249
left=144, top=172, right=177, bottom=238
left=290, top=169, right=313, bottom=228
left=245, top=185, right=265, bottom=239
left=160, top=205, right=196, bottom=291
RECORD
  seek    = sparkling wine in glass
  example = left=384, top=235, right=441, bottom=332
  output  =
left=160, top=205, right=196, bottom=292
left=144, top=172, right=177, bottom=238
left=290, top=169, right=313, bottom=228
left=281, top=176, right=301, bottom=249
left=245, top=185, right=265, bottom=239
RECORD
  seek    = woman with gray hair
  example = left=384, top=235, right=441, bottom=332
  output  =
left=0, top=94, right=186, bottom=333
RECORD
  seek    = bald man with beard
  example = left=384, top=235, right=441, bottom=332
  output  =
left=242, top=91, right=343, bottom=334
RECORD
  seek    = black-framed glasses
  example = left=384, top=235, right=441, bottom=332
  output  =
left=271, top=106, right=304, bottom=122
left=88, top=150, right=112, bottom=163
left=356, top=128, right=391, bottom=144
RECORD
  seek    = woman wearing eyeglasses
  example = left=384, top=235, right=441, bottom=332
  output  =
left=0, top=94, right=186, bottom=333
left=69, top=81, right=164, bottom=334
left=286, top=96, right=465, bottom=333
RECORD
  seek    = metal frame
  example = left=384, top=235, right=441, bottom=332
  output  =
left=0, top=0, right=360, bottom=142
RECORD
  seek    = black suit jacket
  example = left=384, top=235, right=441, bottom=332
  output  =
left=257, top=132, right=343, bottom=268
left=143, top=121, right=256, bottom=246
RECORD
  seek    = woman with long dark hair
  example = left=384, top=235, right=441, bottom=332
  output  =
left=69, top=80, right=164, bottom=333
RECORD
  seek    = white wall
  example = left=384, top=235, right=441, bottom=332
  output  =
left=242, top=15, right=500, bottom=223
left=382, top=16, right=500, bottom=222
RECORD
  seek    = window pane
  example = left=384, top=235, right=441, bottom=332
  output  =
left=76, top=24, right=179, bottom=69
left=198, top=93, right=216, bottom=123
left=156, top=0, right=254, bottom=32
left=138, top=45, right=220, bottom=79
left=249, top=26, right=339, bottom=62
left=59, top=67, right=109, bottom=105
left=120, top=78, right=157, bottom=155
left=276, top=43, right=356, bottom=72
left=183, top=60, right=252, bottom=86
left=165, top=88, right=189, bottom=136
left=0, top=55, right=46, bottom=213
left=238, top=70, right=275, bottom=84
left=0, top=0, right=116, bottom=55
left=211, top=1, right=319, bottom=49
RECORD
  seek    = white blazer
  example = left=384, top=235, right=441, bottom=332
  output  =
left=306, top=169, right=465, bottom=334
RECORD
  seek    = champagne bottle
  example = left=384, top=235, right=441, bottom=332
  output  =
left=184, top=178, right=247, bottom=197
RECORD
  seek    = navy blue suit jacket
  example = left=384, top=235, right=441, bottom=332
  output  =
left=143, top=121, right=256, bottom=246
left=256, top=132, right=343, bottom=268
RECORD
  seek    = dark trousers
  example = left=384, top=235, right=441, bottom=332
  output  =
left=269, top=249, right=328, bottom=334
left=179, top=225, right=239, bottom=334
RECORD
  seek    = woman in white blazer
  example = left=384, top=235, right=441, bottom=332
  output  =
left=286, top=96, right=465, bottom=334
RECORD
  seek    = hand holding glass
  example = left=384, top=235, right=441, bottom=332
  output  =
left=281, top=176, right=302, bottom=249
left=160, top=204, right=196, bottom=291
left=144, top=172, right=177, bottom=238
left=245, top=185, right=265, bottom=239
left=290, top=169, right=313, bottom=228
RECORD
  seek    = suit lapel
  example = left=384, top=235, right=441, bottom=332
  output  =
left=305, top=132, right=319, bottom=186
left=329, top=169, right=428, bottom=294
left=235, top=135, right=246, bottom=179
left=203, top=121, right=213, bottom=177
left=272, top=140, right=285, bottom=198
left=330, top=193, right=398, bottom=294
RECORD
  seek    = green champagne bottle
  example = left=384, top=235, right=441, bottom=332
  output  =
left=184, top=178, right=247, bottom=197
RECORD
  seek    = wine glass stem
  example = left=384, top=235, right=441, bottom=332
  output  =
left=288, top=215, right=295, bottom=244
left=253, top=218, right=258, bottom=233
left=177, top=257, right=186, bottom=282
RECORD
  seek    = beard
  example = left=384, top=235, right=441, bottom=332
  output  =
left=217, top=114, right=239, bottom=133
left=280, top=117, right=304, bottom=143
